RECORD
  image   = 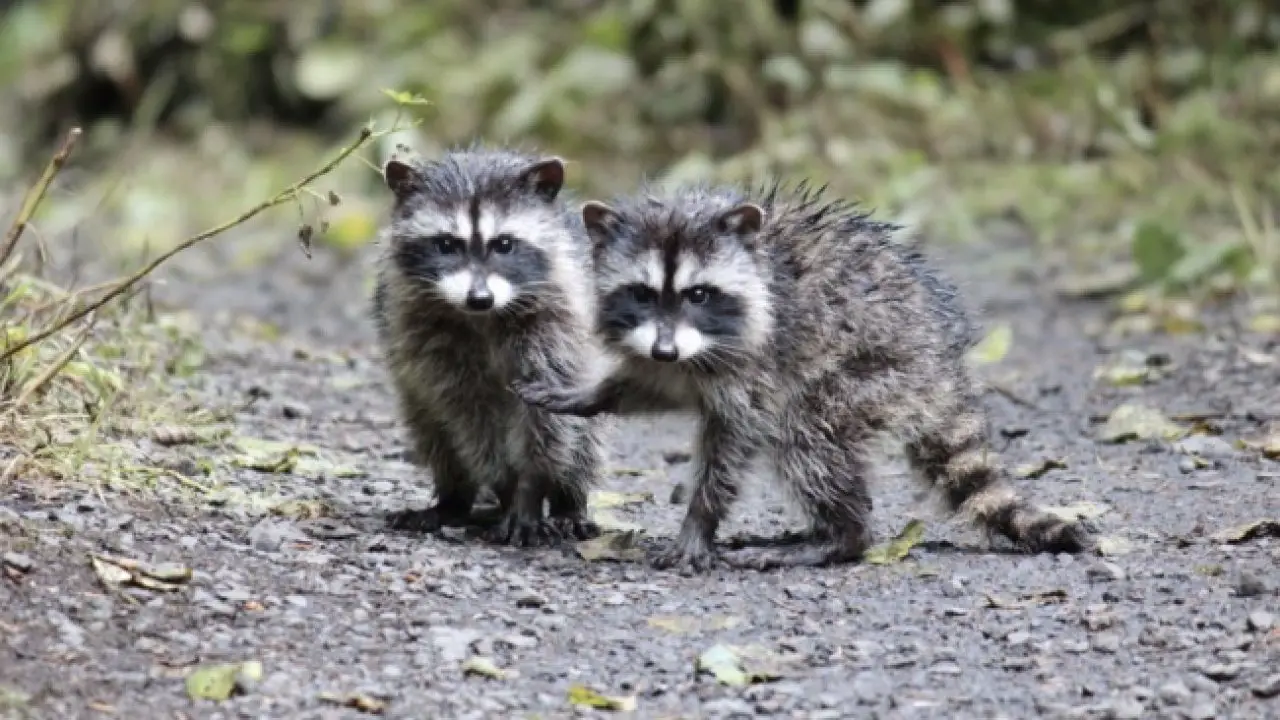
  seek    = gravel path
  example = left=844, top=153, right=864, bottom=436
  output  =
left=2, top=223, right=1278, bottom=720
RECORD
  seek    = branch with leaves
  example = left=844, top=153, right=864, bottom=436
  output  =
left=0, top=123, right=379, bottom=365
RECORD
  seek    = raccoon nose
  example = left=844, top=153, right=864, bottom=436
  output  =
left=465, top=288, right=495, bottom=310
left=651, top=339, right=679, bottom=362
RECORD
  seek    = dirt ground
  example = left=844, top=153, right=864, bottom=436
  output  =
left=2, top=213, right=1279, bottom=720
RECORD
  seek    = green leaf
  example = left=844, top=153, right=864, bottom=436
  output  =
left=1131, top=221, right=1186, bottom=284
left=1166, top=238, right=1252, bottom=288
left=967, top=323, right=1012, bottom=365
left=863, top=519, right=926, bottom=564
left=185, top=661, right=262, bottom=702
left=566, top=684, right=637, bottom=712
left=381, top=88, right=431, bottom=107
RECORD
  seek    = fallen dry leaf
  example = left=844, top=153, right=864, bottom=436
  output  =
left=863, top=519, right=926, bottom=565
left=1209, top=518, right=1280, bottom=544
left=462, top=656, right=507, bottom=680
left=1247, top=313, right=1280, bottom=334
left=91, top=555, right=192, bottom=593
left=1095, top=536, right=1134, bottom=556
left=647, top=615, right=741, bottom=634
left=983, top=589, right=1068, bottom=610
left=566, top=684, right=637, bottom=712
left=695, top=644, right=785, bottom=687
left=589, top=491, right=654, bottom=509
left=1040, top=502, right=1109, bottom=523
left=1098, top=404, right=1185, bottom=443
left=592, top=509, right=644, bottom=533
left=1014, top=457, right=1068, bottom=479
left=967, top=323, right=1012, bottom=366
left=1237, top=434, right=1280, bottom=459
left=318, top=691, right=387, bottom=714
left=577, top=530, right=646, bottom=563
left=185, top=661, right=262, bottom=702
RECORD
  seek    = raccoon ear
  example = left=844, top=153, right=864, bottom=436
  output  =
left=581, top=201, right=622, bottom=248
left=383, top=159, right=422, bottom=201
left=715, top=203, right=765, bottom=237
left=520, top=157, right=566, bottom=202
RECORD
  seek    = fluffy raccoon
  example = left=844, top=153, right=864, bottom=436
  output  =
left=515, top=182, right=1092, bottom=570
left=372, top=145, right=606, bottom=546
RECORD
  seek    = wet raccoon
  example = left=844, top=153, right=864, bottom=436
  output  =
left=372, top=145, right=605, bottom=546
left=516, top=183, right=1092, bottom=570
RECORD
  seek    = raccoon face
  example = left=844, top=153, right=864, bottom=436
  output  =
left=583, top=197, right=770, bottom=367
left=382, top=154, right=565, bottom=314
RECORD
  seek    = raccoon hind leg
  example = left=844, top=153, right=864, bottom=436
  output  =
left=546, top=424, right=604, bottom=541
left=905, top=404, right=1091, bottom=553
left=387, top=407, right=480, bottom=533
left=722, top=393, right=876, bottom=571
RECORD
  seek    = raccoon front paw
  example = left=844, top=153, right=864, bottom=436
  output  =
left=547, top=512, right=601, bottom=541
left=483, top=511, right=562, bottom=548
left=651, top=538, right=720, bottom=573
left=511, top=380, right=600, bottom=417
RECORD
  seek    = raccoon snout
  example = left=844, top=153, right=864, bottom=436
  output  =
left=464, top=271, right=496, bottom=311
left=465, top=286, right=495, bottom=311
left=651, top=337, right=679, bottom=362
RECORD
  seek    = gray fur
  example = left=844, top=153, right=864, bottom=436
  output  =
left=517, top=181, right=1092, bottom=570
left=372, top=143, right=607, bottom=545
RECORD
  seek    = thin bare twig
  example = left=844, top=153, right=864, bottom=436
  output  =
left=0, top=124, right=375, bottom=365
left=0, top=127, right=83, bottom=268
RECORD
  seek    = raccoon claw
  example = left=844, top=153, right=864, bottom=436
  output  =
left=651, top=540, right=720, bottom=573
left=547, top=512, right=601, bottom=541
left=483, top=513, right=562, bottom=548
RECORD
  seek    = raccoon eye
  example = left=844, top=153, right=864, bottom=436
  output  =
left=629, top=285, right=658, bottom=304
left=431, top=235, right=458, bottom=254
left=684, top=286, right=713, bottom=305
left=491, top=234, right=517, bottom=255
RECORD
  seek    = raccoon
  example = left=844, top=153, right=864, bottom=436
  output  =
left=372, top=145, right=606, bottom=546
left=515, top=182, right=1092, bottom=570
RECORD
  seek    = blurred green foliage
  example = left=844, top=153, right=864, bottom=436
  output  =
left=2, top=0, right=1280, bottom=291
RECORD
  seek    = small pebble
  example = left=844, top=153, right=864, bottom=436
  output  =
left=1252, top=674, right=1280, bottom=699
left=1157, top=680, right=1192, bottom=705
left=1110, top=696, right=1145, bottom=719
left=1186, top=700, right=1217, bottom=720
left=1246, top=610, right=1273, bottom=632
left=280, top=401, right=312, bottom=419
left=514, top=592, right=546, bottom=609
left=662, top=450, right=692, bottom=464
left=1092, top=633, right=1121, bottom=654
left=1200, top=663, right=1239, bottom=682
left=3, top=552, right=33, bottom=572
left=1087, top=561, right=1126, bottom=582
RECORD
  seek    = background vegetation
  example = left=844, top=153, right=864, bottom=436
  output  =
left=3, top=0, right=1280, bottom=488
left=4, top=0, right=1280, bottom=285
